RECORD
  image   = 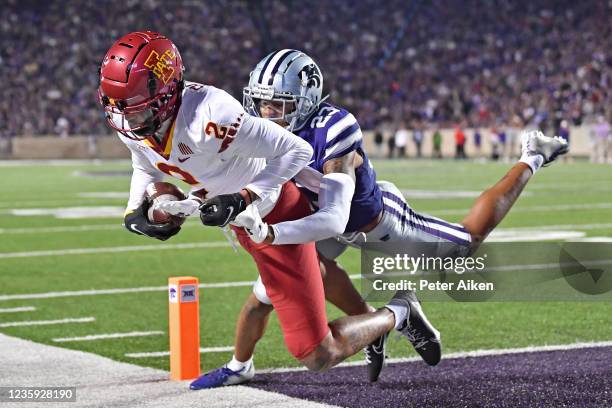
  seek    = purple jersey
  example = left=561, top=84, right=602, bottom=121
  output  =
left=296, top=103, right=382, bottom=232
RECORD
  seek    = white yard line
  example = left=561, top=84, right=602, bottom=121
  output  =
left=125, top=346, right=234, bottom=358
left=0, top=317, right=95, bottom=328
left=0, top=281, right=255, bottom=301
left=0, top=241, right=230, bottom=259
left=0, top=306, right=36, bottom=313
left=259, top=340, right=612, bottom=374
left=0, top=220, right=200, bottom=234
left=2, top=219, right=612, bottom=235
left=0, top=159, right=131, bottom=167
left=430, top=202, right=612, bottom=216
left=2, top=257, right=611, bottom=302
left=53, top=330, right=164, bottom=343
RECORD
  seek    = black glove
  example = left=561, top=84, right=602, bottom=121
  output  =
left=124, top=199, right=181, bottom=241
left=199, top=192, right=247, bottom=227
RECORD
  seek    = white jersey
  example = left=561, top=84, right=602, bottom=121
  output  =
left=118, top=82, right=312, bottom=216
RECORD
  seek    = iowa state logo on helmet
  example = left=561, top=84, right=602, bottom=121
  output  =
left=144, top=49, right=176, bottom=84
left=298, top=64, right=322, bottom=88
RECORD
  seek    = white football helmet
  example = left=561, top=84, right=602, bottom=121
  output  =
left=243, top=49, right=326, bottom=131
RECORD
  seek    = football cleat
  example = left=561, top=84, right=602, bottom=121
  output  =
left=388, top=290, right=441, bottom=366
left=364, top=331, right=388, bottom=382
left=189, top=363, right=255, bottom=390
left=521, top=130, right=569, bottom=166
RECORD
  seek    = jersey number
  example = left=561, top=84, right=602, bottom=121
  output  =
left=310, top=107, right=339, bottom=128
left=156, top=162, right=200, bottom=185
left=205, top=120, right=242, bottom=153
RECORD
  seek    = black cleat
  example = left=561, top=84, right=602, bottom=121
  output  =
left=388, top=290, right=441, bottom=366
left=364, top=331, right=388, bottom=382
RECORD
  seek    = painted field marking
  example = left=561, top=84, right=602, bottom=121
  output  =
left=574, top=237, right=612, bottom=242
left=0, top=281, right=255, bottom=301
left=0, top=317, right=95, bottom=328
left=487, top=230, right=585, bottom=242
left=125, top=346, right=234, bottom=358
left=52, top=330, right=164, bottom=343
left=2, top=221, right=612, bottom=235
left=0, top=159, right=131, bottom=167
left=400, top=189, right=532, bottom=199
left=0, top=241, right=231, bottom=259
left=258, top=340, right=612, bottom=374
left=2, top=257, right=612, bottom=302
left=5, top=206, right=125, bottom=219
left=77, top=192, right=129, bottom=199
left=430, top=202, right=612, bottom=216
left=0, top=219, right=200, bottom=234
left=0, top=306, right=36, bottom=313
left=2, top=201, right=612, bottom=219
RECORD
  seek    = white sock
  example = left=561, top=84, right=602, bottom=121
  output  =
left=385, top=304, right=408, bottom=330
left=227, top=355, right=252, bottom=372
left=519, top=154, right=544, bottom=174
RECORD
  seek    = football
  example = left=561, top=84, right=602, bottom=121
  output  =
left=144, top=182, right=187, bottom=225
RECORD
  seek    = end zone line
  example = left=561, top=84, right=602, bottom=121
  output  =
left=258, top=340, right=612, bottom=374
left=0, top=306, right=36, bottom=313
left=0, top=317, right=95, bottom=328
left=53, top=330, right=164, bottom=343
left=0, top=241, right=230, bottom=259
left=125, top=346, right=234, bottom=358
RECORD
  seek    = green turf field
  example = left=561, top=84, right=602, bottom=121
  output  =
left=0, top=159, right=611, bottom=372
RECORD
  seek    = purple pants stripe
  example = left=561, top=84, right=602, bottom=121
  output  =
left=382, top=191, right=470, bottom=234
left=383, top=204, right=471, bottom=246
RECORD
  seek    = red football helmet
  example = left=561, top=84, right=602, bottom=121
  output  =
left=98, top=31, right=184, bottom=140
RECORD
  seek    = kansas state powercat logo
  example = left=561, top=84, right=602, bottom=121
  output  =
left=169, top=284, right=178, bottom=303
left=298, top=64, right=322, bottom=88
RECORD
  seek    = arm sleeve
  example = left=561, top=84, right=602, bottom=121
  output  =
left=271, top=172, right=355, bottom=245
left=230, top=114, right=313, bottom=201
left=125, top=143, right=164, bottom=212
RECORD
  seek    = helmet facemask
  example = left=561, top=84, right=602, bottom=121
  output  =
left=99, top=79, right=182, bottom=141
left=243, top=51, right=326, bottom=131
left=243, top=80, right=319, bottom=132
left=98, top=32, right=185, bottom=141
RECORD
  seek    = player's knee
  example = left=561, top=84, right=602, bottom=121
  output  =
left=242, top=293, right=273, bottom=318
left=298, top=335, right=342, bottom=372
left=300, top=345, right=336, bottom=372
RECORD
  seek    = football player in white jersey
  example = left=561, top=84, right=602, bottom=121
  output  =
left=99, top=32, right=438, bottom=380
left=191, top=49, right=569, bottom=389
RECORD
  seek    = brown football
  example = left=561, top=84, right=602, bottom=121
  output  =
left=144, top=182, right=187, bottom=225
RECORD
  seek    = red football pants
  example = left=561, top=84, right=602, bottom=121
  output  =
left=232, top=182, right=329, bottom=359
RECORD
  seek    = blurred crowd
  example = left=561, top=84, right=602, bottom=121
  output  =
left=1, top=0, right=610, bottom=142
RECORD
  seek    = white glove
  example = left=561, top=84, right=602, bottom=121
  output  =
left=233, top=204, right=269, bottom=244
left=157, top=199, right=201, bottom=217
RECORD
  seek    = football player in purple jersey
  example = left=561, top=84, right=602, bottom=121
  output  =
left=190, top=50, right=568, bottom=389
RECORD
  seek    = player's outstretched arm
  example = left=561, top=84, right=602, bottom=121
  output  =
left=230, top=115, right=313, bottom=202
left=235, top=152, right=357, bottom=245
left=199, top=115, right=313, bottom=228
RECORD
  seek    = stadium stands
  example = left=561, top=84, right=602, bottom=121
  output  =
left=1, top=0, right=609, bottom=137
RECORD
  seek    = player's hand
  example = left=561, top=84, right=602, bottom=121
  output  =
left=234, top=204, right=270, bottom=244
left=199, top=192, right=246, bottom=227
left=157, top=199, right=201, bottom=217
left=124, top=200, right=181, bottom=241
